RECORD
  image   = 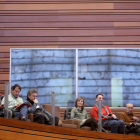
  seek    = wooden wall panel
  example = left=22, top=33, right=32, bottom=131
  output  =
left=0, top=117, right=140, bottom=140
left=1, top=15, right=140, bottom=22
left=0, top=3, right=113, bottom=10
left=0, top=0, right=140, bottom=94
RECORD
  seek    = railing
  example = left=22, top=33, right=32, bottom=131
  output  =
left=98, top=100, right=102, bottom=132
left=51, top=92, right=55, bottom=126
left=4, top=82, right=9, bottom=119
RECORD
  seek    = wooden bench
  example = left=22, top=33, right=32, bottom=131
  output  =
left=60, top=108, right=140, bottom=120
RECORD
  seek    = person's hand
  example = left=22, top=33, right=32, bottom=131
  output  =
left=133, top=116, right=139, bottom=121
left=112, top=114, right=117, bottom=119
left=132, top=122, right=138, bottom=126
left=106, top=115, right=112, bottom=119
left=82, top=119, right=87, bottom=122
left=33, top=99, right=38, bottom=104
left=0, top=104, right=4, bottom=109
left=13, top=104, right=19, bottom=109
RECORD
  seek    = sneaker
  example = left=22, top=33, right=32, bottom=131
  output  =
left=21, top=117, right=26, bottom=121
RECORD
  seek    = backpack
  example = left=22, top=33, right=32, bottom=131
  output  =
left=126, top=121, right=140, bottom=134
left=63, top=108, right=73, bottom=120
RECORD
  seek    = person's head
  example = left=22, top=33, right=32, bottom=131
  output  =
left=27, top=89, right=37, bottom=101
left=11, top=84, right=21, bottom=98
left=126, top=103, right=133, bottom=114
left=75, top=97, right=85, bottom=110
left=96, top=94, right=103, bottom=104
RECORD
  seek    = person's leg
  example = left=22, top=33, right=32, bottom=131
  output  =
left=34, top=114, right=45, bottom=124
left=118, top=120, right=125, bottom=134
left=103, top=120, right=119, bottom=133
left=8, top=110, right=13, bottom=119
left=81, top=118, right=98, bottom=131
left=55, top=116, right=59, bottom=126
left=20, top=105, right=28, bottom=121
left=136, top=127, right=140, bottom=136
left=13, top=111, right=21, bottom=121
left=13, top=105, right=28, bottom=121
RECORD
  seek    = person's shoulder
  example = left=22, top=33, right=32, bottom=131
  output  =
left=23, top=100, right=31, bottom=105
left=71, top=107, right=76, bottom=110
left=8, top=94, right=13, bottom=100
left=8, top=94, right=12, bottom=98
left=24, top=99, right=28, bottom=102
left=92, top=106, right=96, bottom=109
left=83, top=109, right=88, bottom=114
left=83, top=108, right=87, bottom=111
left=72, top=107, right=80, bottom=112
left=120, top=112, right=126, bottom=115
left=91, top=106, right=97, bottom=110
left=104, top=105, right=110, bottom=109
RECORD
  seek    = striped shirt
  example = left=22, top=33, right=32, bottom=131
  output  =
left=1, top=93, right=23, bottom=110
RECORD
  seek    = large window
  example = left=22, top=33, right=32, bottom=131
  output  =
left=11, top=49, right=140, bottom=107
left=11, top=49, right=76, bottom=107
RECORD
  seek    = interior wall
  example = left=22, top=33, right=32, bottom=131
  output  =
left=0, top=0, right=140, bottom=94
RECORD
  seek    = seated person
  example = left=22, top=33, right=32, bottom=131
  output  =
left=91, top=94, right=125, bottom=134
left=0, top=94, right=4, bottom=101
left=1, top=84, right=26, bottom=120
left=23, top=89, right=59, bottom=125
left=71, top=97, right=97, bottom=131
left=120, top=103, right=140, bottom=135
left=0, top=94, right=4, bottom=117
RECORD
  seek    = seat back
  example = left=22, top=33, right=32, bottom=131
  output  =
left=42, top=104, right=60, bottom=119
left=0, top=94, right=4, bottom=105
left=63, top=107, right=73, bottom=120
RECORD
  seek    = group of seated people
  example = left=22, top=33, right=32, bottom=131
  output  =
left=0, top=84, right=59, bottom=125
left=0, top=84, right=140, bottom=136
left=72, top=94, right=140, bottom=135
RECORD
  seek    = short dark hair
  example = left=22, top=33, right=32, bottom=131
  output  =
left=27, top=89, right=37, bottom=97
left=96, top=94, right=103, bottom=99
left=75, top=97, right=85, bottom=110
left=11, top=84, right=21, bottom=91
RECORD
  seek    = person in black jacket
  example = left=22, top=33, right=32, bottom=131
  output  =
left=23, top=89, right=59, bottom=125
left=0, top=94, right=4, bottom=117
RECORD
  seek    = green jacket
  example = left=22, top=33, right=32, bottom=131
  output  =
left=71, top=107, right=88, bottom=126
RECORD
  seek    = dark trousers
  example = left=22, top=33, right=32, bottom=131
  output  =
left=81, top=118, right=98, bottom=131
left=103, top=119, right=125, bottom=134
left=34, top=114, right=59, bottom=126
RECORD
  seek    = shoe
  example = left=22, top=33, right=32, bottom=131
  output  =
left=21, top=117, right=26, bottom=121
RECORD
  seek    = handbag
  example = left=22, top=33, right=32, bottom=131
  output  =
left=34, top=109, right=52, bottom=125
left=125, top=120, right=140, bottom=134
left=126, top=123, right=138, bottom=134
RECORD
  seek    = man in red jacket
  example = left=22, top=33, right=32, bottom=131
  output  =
left=91, top=94, right=125, bottom=134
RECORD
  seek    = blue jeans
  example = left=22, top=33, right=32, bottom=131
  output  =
left=13, top=105, right=28, bottom=121
left=103, top=119, right=125, bottom=134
